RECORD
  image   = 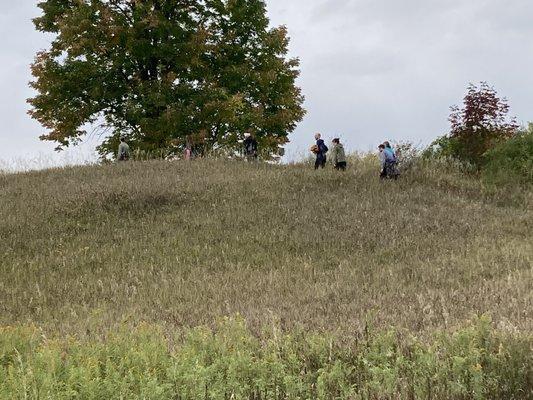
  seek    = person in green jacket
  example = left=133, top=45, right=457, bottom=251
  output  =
left=330, top=138, right=347, bottom=171
left=117, top=137, right=131, bottom=161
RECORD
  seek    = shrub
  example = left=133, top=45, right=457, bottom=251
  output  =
left=424, top=134, right=462, bottom=159
left=426, top=83, right=519, bottom=170
left=392, top=141, right=421, bottom=174
left=483, top=124, right=533, bottom=186
left=447, top=82, right=518, bottom=168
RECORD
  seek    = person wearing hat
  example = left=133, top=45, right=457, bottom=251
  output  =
left=330, top=138, right=347, bottom=171
left=117, top=136, right=131, bottom=161
left=243, top=132, right=258, bottom=161
left=313, top=133, right=328, bottom=169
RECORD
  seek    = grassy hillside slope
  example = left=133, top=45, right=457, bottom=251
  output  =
left=1, top=158, right=532, bottom=399
left=1, top=158, right=531, bottom=336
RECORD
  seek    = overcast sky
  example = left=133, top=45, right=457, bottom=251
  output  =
left=1, top=0, right=533, bottom=169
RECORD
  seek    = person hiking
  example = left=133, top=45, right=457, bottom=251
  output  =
left=190, top=130, right=207, bottom=158
left=384, top=141, right=396, bottom=160
left=378, top=144, right=397, bottom=179
left=313, top=133, right=328, bottom=169
left=243, top=132, right=258, bottom=161
left=383, top=141, right=399, bottom=178
left=117, top=137, right=131, bottom=161
left=330, top=138, right=347, bottom=171
left=184, top=137, right=192, bottom=161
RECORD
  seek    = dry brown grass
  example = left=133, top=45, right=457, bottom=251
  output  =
left=0, top=158, right=531, bottom=338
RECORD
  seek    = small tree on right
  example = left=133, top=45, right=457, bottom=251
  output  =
left=448, top=82, right=518, bottom=168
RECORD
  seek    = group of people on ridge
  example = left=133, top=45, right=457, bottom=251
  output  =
left=117, top=132, right=399, bottom=179
left=310, top=133, right=346, bottom=171
left=310, top=134, right=399, bottom=178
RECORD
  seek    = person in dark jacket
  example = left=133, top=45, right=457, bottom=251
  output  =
left=243, top=132, right=258, bottom=161
left=314, top=133, right=328, bottom=169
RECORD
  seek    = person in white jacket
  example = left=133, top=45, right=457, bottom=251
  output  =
left=117, top=137, right=131, bottom=161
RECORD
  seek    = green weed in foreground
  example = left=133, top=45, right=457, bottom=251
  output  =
left=1, top=316, right=531, bottom=399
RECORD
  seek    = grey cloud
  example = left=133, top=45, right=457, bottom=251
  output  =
left=310, top=49, right=402, bottom=78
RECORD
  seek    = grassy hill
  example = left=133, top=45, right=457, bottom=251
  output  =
left=1, top=158, right=532, bottom=398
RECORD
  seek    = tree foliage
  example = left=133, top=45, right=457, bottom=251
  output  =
left=447, top=82, right=518, bottom=167
left=29, top=0, right=305, bottom=158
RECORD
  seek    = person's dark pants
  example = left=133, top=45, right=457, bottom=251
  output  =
left=388, top=161, right=399, bottom=180
left=381, top=161, right=398, bottom=180
left=315, top=155, right=326, bottom=169
left=334, top=162, right=347, bottom=171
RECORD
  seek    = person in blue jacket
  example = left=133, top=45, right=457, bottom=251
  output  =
left=379, top=144, right=398, bottom=179
left=314, top=133, right=328, bottom=170
left=383, top=141, right=400, bottom=178
left=383, top=141, right=396, bottom=160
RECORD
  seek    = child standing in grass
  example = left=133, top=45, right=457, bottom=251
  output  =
left=330, top=138, right=347, bottom=171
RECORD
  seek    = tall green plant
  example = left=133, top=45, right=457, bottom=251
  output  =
left=1, top=317, right=531, bottom=399
left=483, top=123, right=533, bottom=185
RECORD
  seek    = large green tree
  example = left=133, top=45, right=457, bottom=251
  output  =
left=29, top=0, right=305, bottom=158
